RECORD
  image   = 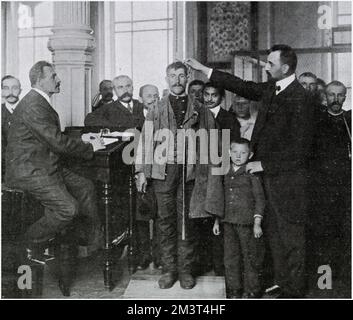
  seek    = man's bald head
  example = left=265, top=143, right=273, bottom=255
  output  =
left=139, top=84, right=159, bottom=109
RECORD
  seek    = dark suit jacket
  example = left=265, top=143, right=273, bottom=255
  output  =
left=215, top=107, right=240, bottom=142
left=211, top=70, right=314, bottom=175
left=211, top=70, right=315, bottom=223
left=2, top=103, right=12, bottom=178
left=223, top=166, right=265, bottom=225
left=5, top=90, right=93, bottom=187
left=84, top=99, right=145, bottom=131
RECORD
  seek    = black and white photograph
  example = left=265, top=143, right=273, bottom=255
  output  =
left=0, top=0, right=351, bottom=302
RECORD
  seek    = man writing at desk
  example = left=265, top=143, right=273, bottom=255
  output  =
left=5, top=61, right=105, bottom=268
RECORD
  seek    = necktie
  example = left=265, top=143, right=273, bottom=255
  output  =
left=127, top=103, right=133, bottom=113
left=275, top=85, right=281, bottom=94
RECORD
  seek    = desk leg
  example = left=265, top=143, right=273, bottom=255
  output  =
left=102, top=182, right=113, bottom=290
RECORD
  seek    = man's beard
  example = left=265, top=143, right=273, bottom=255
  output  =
left=328, top=102, right=342, bottom=112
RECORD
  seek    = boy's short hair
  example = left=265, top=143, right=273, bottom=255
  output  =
left=230, top=138, right=252, bottom=151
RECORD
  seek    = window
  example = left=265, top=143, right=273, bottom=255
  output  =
left=336, top=1, right=351, bottom=26
left=17, top=1, right=54, bottom=94
left=112, top=1, right=174, bottom=98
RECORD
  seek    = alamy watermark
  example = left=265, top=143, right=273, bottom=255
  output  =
left=121, top=121, right=231, bottom=175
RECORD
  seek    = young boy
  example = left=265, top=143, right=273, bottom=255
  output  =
left=214, top=138, right=265, bottom=298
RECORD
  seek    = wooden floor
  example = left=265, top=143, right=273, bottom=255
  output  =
left=2, top=246, right=351, bottom=299
left=123, top=275, right=225, bottom=299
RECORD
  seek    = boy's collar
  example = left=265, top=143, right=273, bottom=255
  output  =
left=232, top=164, right=246, bottom=174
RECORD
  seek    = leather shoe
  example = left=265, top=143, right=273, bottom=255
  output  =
left=158, top=272, right=177, bottom=289
left=179, top=273, right=195, bottom=290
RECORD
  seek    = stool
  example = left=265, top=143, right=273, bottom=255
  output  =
left=2, top=185, right=74, bottom=298
left=2, top=185, right=45, bottom=298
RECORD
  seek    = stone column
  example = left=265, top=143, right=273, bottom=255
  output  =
left=48, top=1, right=95, bottom=129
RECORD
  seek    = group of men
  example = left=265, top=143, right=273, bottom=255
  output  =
left=1, top=42, right=351, bottom=298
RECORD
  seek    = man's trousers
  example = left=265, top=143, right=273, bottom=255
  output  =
left=11, top=168, right=100, bottom=245
left=153, top=164, right=196, bottom=274
left=224, top=223, right=264, bottom=294
left=263, top=173, right=307, bottom=297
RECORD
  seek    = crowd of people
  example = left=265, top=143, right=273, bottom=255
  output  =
left=1, top=43, right=351, bottom=298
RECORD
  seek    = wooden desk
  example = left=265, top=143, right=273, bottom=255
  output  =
left=64, top=129, right=135, bottom=291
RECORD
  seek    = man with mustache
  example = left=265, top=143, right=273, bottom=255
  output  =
left=135, top=61, right=199, bottom=290
left=91, top=80, right=114, bottom=112
left=85, top=75, right=144, bottom=131
left=311, top=81, right=351, bottom=284
left=5, top=61, right=104, bottom=295
left=1, top=75, right=22, bottom=178
left=186, top=44, right=315, bottom=298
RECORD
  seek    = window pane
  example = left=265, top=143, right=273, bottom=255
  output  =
left=18, top=37, right=34, bottom=93
left=132, top=30, right=169, bottom=96
left=338, top=15, right=352, bottom=26
left=34, top=1, right=54, bottom=27
left=115, top=33, right=132, bottom=76
left=133, top=20, right=170, bottom=32
left=35, top=37, right=51, bottom=61
left=115, top=1, right=132, bottom=22
left=115, top=22, right=132, bottom=33
left=335, top=52, right=352, bottom=110
left=338, top=1, right=351, bottom=15
left=132, top=1, right=168, bottom=21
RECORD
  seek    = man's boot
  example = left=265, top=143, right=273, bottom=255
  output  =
left=158, top=272, right=178, bottom=289
left=179, top=272, right=195, bottom=289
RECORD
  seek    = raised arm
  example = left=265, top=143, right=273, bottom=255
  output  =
left=185, top=58, right=267, bottom=101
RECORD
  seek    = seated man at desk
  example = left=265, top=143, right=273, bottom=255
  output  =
left=84, top=75, right=144, bottom=131
left=5, top=61, right=105, bottom=266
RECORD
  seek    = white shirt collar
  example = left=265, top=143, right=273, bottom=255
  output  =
left=237, top=115, right=256, bottom=125
left=169, top=91, right=187, bottom=97
left=33, top=88, right=51, bottom=105
left=119, top=100, right=133, bottom=109
left=209, top=105, right=221, bottom=118
left=4, top=101, right=19, bottom=114
left=275, top=73, right=296, bottom=95
left=328, top=110, right=344, bottom=117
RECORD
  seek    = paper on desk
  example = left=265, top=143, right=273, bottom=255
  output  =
left=107, top=131, right=135, bottom=137
left=103, top=137, right=119, bottom=146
